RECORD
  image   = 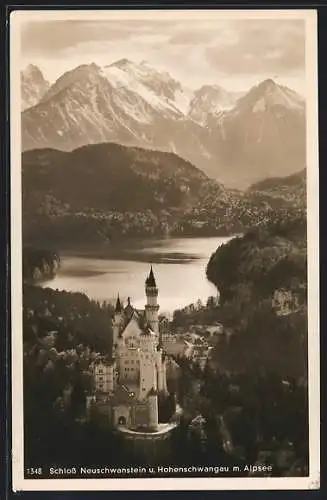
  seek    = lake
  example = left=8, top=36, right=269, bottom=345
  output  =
left=41, top=236, right=233, bottom=315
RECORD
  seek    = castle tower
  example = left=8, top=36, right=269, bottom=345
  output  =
left=112, top=295, right=124, bottom=353
left=139, top=330, right=158, bottom=400
left=145, top=266, right=159, bottom=334
left=147, top=388, right=159, bottom=431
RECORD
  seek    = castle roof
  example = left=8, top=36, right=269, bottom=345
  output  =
left=124, top=297, right=134, bottom=319
left=118, top=308, right=146, bottom=337
left=145, top=266, right=157, bottom=288
left=114, top=281, right=162, bottom=341
left=140, top=326, right=157, bottom=337
left=93, top=356, right=115, bottom=367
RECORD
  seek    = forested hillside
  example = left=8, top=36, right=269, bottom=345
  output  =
left=23, top=246, right=60, bottom=283
left=22, top=144, right=306, bottom=246
left=206, top=216, right=307, bottom=378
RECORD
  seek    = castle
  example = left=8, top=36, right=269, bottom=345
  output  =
left=88, top=266, right=169, bottom=432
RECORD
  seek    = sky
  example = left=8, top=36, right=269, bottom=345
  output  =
left=20, top=17, right=306, bottom=94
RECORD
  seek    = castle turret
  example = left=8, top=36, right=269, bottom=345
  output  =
left=148, top=388, right=159, bottom=431
left=112, top=295, right=124, bottom=352
left=139, top=329, right=157, bottom=400
left=145, top=266, right=159, bottom=334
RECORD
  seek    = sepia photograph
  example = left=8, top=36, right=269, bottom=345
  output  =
left=10, top=9, right=319, bottom=491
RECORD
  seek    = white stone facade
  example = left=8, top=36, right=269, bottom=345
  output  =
left=93, top=361, right=115, bottom=393
left=91, top=267, right=169, bottom=431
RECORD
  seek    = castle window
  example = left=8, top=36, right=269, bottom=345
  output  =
left=99, top=376, right=103, bottom=381
left=98, top=369, right=103, bottom=374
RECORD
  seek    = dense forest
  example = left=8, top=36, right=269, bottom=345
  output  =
left=168, top=215, right=309, bottom=475
left=171, top=357, right=308, bottom=476
left=22, top=189, right=309, bottom=474
left=206, top=215, right=306, bottom=304
left=22, top=212, right=309, bottom=475
left=23, top=281, right=308, bottom=475
left=23, top=285, right=116, bottom=466
left=172, top=215, right=308, bottom=379
left=248, top=168, right=306, bottom=207
left=22, top=144, right=306, bottom=245
left=23, top=246, right=60, bottom=283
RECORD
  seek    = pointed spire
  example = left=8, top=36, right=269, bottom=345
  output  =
left=146, top=265, right=157, bottom=287
left=115, top=294, right=122, bottom=313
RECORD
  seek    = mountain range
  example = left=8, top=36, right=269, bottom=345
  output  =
left=21, top=60, right=306, bottom=188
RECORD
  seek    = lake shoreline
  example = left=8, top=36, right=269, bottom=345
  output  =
left=24, top=233, right=241, bottom=258
left=39, top=236, right=229, bottom=314
left=36, top=235, right=238, bottom=262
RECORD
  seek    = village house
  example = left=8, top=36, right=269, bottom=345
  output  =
left=272, top=288, right=301, bottom=316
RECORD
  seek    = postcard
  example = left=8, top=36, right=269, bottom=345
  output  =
left=10, top=8, right=320, bottom=491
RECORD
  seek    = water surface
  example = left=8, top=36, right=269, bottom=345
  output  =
left=42, top=237, right=232, bottom=314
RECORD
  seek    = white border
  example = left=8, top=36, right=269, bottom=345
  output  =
left=10, top=9, right=320, bottom=491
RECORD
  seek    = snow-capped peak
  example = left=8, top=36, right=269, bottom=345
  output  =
left=102, top=59, right=191, bottom=116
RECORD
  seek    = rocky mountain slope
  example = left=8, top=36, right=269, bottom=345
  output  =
left=21, top=64, right=50, bottom=111
left=21, top=61, right=306, bottom=188
left=188, top=84, right=239, bottom=126
left=214, top=80, right=306, bottom=188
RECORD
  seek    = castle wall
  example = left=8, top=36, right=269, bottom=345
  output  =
left=94, top=362, right=115, bottom=393
left=156, top=350, right=168, bottom=394
left=113, top=405, right=132, bottom=427
left=148, top=395, right=159, bottom=430
left=132, top=403, right=150, bottom=428
left=118, top=426, right=176, bottom=464
left=119, top=348, right=140, bottom=384
left=112, top=312, right=124, bottom=347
